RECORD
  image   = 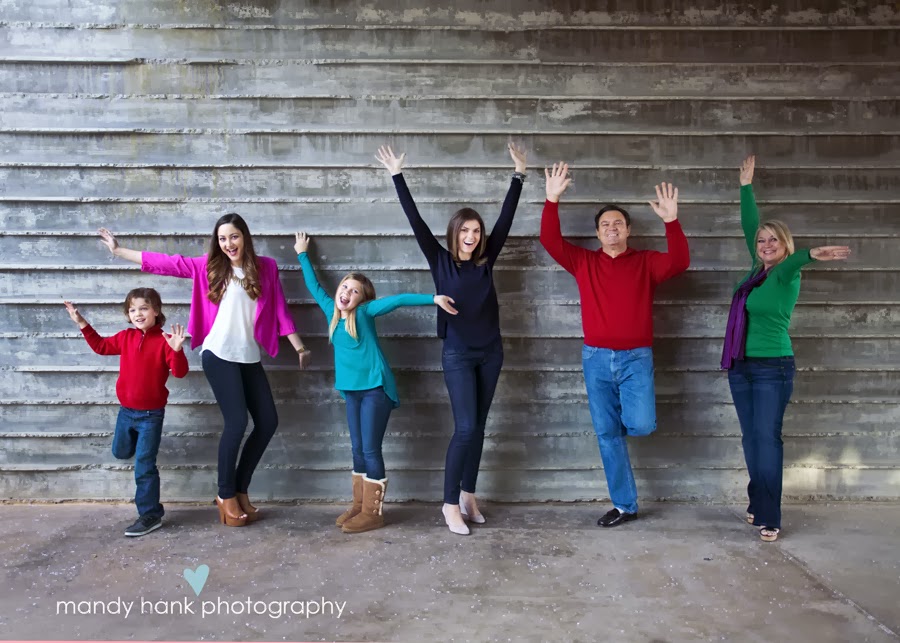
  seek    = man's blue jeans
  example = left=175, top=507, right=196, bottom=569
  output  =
left=582, top=345, right=657, bottom=515
left=344, top=387, right=394, bottom=480
left=728, top=357, right=795, bottom=530
left=112, top=406, right=165, bottom=519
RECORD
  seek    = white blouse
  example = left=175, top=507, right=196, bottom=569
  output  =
left=200, top=266, right=261, bottom=363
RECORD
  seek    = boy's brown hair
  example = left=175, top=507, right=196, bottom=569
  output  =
left=122, top=287, right=166, bottom=327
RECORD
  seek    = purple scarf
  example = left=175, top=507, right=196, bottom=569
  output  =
left=721, top=268, right=768, bottom=369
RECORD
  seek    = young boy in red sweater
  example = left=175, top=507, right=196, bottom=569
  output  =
left=65, top=288, right=188, bottom=537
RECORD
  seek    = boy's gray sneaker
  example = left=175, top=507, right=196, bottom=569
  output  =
left=124, top=514, right=162, bottom=537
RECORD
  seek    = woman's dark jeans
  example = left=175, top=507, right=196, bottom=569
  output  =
left=344, top=386, right=393, bottom=480
left=728, top=356, right=795, bottom=530
left=441, top=338, right=504, bottom=504
left=202, top=350, right=278, bottom=499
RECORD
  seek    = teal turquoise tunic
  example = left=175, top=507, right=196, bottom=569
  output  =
left=298, top=252, right=434, bottom=407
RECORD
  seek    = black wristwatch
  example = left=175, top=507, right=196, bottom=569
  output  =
left=512, top=171, right=526, bottom=182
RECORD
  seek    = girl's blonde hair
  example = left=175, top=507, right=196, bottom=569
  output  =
left=328, top=272, right=376, bottom=342
left=755, top=219, right=795, bottom=268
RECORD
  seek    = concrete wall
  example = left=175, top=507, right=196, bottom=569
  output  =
left=1, top=0, right=898, bottom=502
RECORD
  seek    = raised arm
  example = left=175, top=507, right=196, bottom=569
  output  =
left=648, top=182, right=691, bottom=283
left=366, top=293, right=458, bottom=317
left=739, top=155, right=760, bottom=259
left=294, top=233, right=335, bottom=316
left=163, top=324, right=189, bottom=378
left=99, top=228, right=142, bottom=264
left=773, top=245, right=851, bottom=282
left=64, top=300, right=122, bottom=355
left=539, top=162, right=589, bottom=275
left=485, top=142, right=527, bottom=264
left=376, top=145, right=443, bottom=269
left=101, top=227, right=203, bottom=279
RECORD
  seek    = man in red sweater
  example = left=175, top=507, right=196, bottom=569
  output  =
left=540, top=163, right=690, bottom=527
left=65, top=288, right=188, bottom=537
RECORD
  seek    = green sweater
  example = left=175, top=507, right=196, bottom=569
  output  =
left=739, top=185, right=815, bottom=357
left=298, top=252, right=434, bottom=407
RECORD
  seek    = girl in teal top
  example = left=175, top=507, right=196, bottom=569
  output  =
left=724, top=156, right=850, bottom=543
left=294, top=232, right=457, bottom=534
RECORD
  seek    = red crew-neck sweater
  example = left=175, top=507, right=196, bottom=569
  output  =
left=80, top=324, right=189, bottom=410
left=540, top=200, right=691, bottom=350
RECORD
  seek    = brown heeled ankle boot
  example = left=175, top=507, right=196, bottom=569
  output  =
left=215, top=495, right=248, bottom=527
left=335, top=472, right=365, bottom=527
left=341, top=477, right=387, bottom=534
left=235, top=492, right=260, bottom=523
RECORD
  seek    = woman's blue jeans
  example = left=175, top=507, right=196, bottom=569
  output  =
left=441, top=338, right=504, bottom=504
left=728, top=356, right=795, bottom=530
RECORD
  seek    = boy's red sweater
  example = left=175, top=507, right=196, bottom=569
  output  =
left=80, top=324, right=189, bottom=410
left=539, top=200, right=691, bottom=349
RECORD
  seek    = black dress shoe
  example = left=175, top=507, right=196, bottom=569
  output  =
left=597, top=508, right=638, bottom=528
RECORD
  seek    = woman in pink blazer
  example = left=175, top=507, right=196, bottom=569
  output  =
left=100, top=214, right=311, bottom=527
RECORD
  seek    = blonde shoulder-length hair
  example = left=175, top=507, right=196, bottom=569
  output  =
left=328, top=272, right=377, bottom=342
left=754, top=219, right=795, bottom=269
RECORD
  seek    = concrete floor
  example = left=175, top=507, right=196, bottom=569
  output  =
left=0, top=503, right=897, bottom=642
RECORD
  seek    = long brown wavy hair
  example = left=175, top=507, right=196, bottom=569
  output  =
left=446, top=208, right=487, bottom=266
left=329, top=272, right=376, bottom=342
left=206, top=213, right=262, bottom=304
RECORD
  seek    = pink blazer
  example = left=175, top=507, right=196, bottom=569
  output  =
left=141, top=252, right=297, bottom=356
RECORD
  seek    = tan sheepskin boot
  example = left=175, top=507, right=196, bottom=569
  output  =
left=335, top=471, right=365, bottom=527
left=341, top=477, right=388, bottom=534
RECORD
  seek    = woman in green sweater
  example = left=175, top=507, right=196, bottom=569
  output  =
left=721, top=156, right=850, bottom=542
left=294, top=232, right=457, bottom=533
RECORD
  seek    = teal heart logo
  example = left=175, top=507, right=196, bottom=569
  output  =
left=183, top=564, right=209, bottom=596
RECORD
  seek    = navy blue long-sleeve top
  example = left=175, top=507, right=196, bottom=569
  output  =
left=392, top=173, right=523, bottom=350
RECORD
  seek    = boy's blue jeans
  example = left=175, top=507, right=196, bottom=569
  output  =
left=582, top=345, right=657, bottom=515
left=112, top=406, right=165, bottom=519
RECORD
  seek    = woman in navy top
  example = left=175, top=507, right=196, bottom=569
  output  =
left=376, top=143, right=526, bottom=535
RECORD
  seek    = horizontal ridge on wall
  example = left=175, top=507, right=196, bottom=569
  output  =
left=1, top=62, right=897, bottom=98
left=0, top=202, right=894, bottom=237
left=2, top=0, right=897, bottom=27
left=5, top=269, right=895, bottom=304
left=1, top=26, right=896, bottom=63
left=1, top=96, right=898, bottom=134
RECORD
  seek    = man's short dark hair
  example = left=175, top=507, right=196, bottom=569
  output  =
left=594, top=205, right=631, bottom=230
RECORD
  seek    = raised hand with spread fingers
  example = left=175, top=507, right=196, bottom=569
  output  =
left=375, top=145, right=406, bottom=176
left=64, top=300, right=88, bottom=328
left=164, top=323, right=187, bottom=352
left=544, top=162, right=572, bottom=203
left=649, top=183, right=678, bottom=223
